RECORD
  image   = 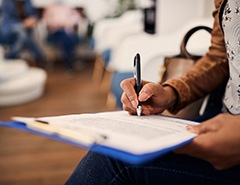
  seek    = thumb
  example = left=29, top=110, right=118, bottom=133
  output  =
left=186, top=119, right=224, bottom=135
left=138, top=82, right=162, bottom=102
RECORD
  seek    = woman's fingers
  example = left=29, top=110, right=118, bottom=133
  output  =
left=187, top=114, right=226, bottom=134
left=120, top=78, right=138, bottom=108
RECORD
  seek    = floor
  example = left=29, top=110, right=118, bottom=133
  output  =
left=0, top=60, right=119, bottom=185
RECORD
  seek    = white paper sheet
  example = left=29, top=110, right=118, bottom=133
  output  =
left=35, top=111, right=198, bottom=155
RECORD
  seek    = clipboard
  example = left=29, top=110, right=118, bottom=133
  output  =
left=0, top=111, right=197, bottom=164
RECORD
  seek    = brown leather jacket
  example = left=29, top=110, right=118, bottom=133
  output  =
left=163, top=0, right=229, bottom=113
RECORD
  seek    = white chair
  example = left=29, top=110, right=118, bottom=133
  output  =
left=109, top=17, right=213, bottom=73
left=0, top=60, right=47, bottom=107
left=92, top=9, right=144, bottom=87
left=0, top=59, right=29, bottom=83
left=93, top=10, right=144, bottom=54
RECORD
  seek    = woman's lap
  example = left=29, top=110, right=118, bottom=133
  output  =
left=66, top=150, right=240, bottom=185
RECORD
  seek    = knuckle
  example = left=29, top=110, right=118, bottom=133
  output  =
left=121, top=95, right=130, bottom=105
left=122, top=105, right=127, bottom=111
left=120, top=80, right=126, bottom=89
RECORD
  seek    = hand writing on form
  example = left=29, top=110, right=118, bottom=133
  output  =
left=120, top=78, right=177, bottom=115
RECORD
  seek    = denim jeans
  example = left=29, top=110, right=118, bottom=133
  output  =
left=66, top=150, right=240, bottom=185
left=4, top=24, right=46, bottom=66
left=47, top=29, right=80, bottom=70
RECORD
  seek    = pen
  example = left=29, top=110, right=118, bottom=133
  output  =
left=134, top=53, right=142, bottom=116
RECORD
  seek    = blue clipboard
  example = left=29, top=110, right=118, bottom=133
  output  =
left=0, top=121, right=193, bottom=164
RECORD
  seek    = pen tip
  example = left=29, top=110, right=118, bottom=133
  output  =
left=137, top=106, right=142, bottom=117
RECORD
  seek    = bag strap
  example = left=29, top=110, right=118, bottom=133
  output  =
left=180, top=25, right=212, bottom=59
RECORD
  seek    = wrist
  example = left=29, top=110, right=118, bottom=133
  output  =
left=163, top=85, right=178, bottom=108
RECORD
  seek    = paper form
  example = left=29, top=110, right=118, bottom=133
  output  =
left=35, top=111, right=198, bottom=155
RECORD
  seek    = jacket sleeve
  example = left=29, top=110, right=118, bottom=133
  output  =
left=162, top=0, right=229, bottom=114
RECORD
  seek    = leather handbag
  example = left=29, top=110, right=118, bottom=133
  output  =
left=160, top=25, right=212, bottom=120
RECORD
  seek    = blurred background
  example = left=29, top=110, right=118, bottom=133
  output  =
left=0, top=0, right=214, bottom=184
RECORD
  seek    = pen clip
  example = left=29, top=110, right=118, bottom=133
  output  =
left=134, top=53, right=141, bottom=93
left=134, top=53, right=142, bottom=116
left=134, top=57, right=137, bottom=79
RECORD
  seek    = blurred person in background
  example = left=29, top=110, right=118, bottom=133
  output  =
left=42, top=0, right=84, bottom=72
left=0, top=0, right=47, bottom=68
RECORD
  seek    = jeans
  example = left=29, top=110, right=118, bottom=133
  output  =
left=4, top=24, right=46, bottom=67
left=66, top=150, right=240, bottom=185
left=47, top=29, right=80, bottom=70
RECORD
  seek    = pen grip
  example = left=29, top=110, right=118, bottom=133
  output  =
left=135, top=84, right=142, bottom=108
left=135, top=84, right=142, bottom=95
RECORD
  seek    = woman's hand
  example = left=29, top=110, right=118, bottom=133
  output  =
left=120, top=78, right=177, bottom=115
left=175, top=114, right=240, bottom=170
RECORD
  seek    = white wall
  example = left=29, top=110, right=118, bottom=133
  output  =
left=203, top=0, right=215, bottom=17
left=32, top=0, right=215, bottom=30
left=32, top=0, right=85, bottom=7
left=156, top=0, right=214, bottom=34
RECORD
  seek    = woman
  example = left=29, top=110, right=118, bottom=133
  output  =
left=42, top=1, right=83, bottom=71
left=66, top=0, right=240, bottom=184
left=0, top=0, right=47, bottom=68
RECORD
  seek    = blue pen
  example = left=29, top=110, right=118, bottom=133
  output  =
left=134, top=53, right=142, bottom=116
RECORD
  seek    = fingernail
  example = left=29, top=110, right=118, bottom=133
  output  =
left=131, top=100, right=138, bottom=108
left=139, top=91, right=148, bottom=101
left=186, top=125, right=199, bottom=134
left=186, top=125, right=194, bottom=132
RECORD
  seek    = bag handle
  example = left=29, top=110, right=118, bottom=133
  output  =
left=180, top=25, right=212, bottom=59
